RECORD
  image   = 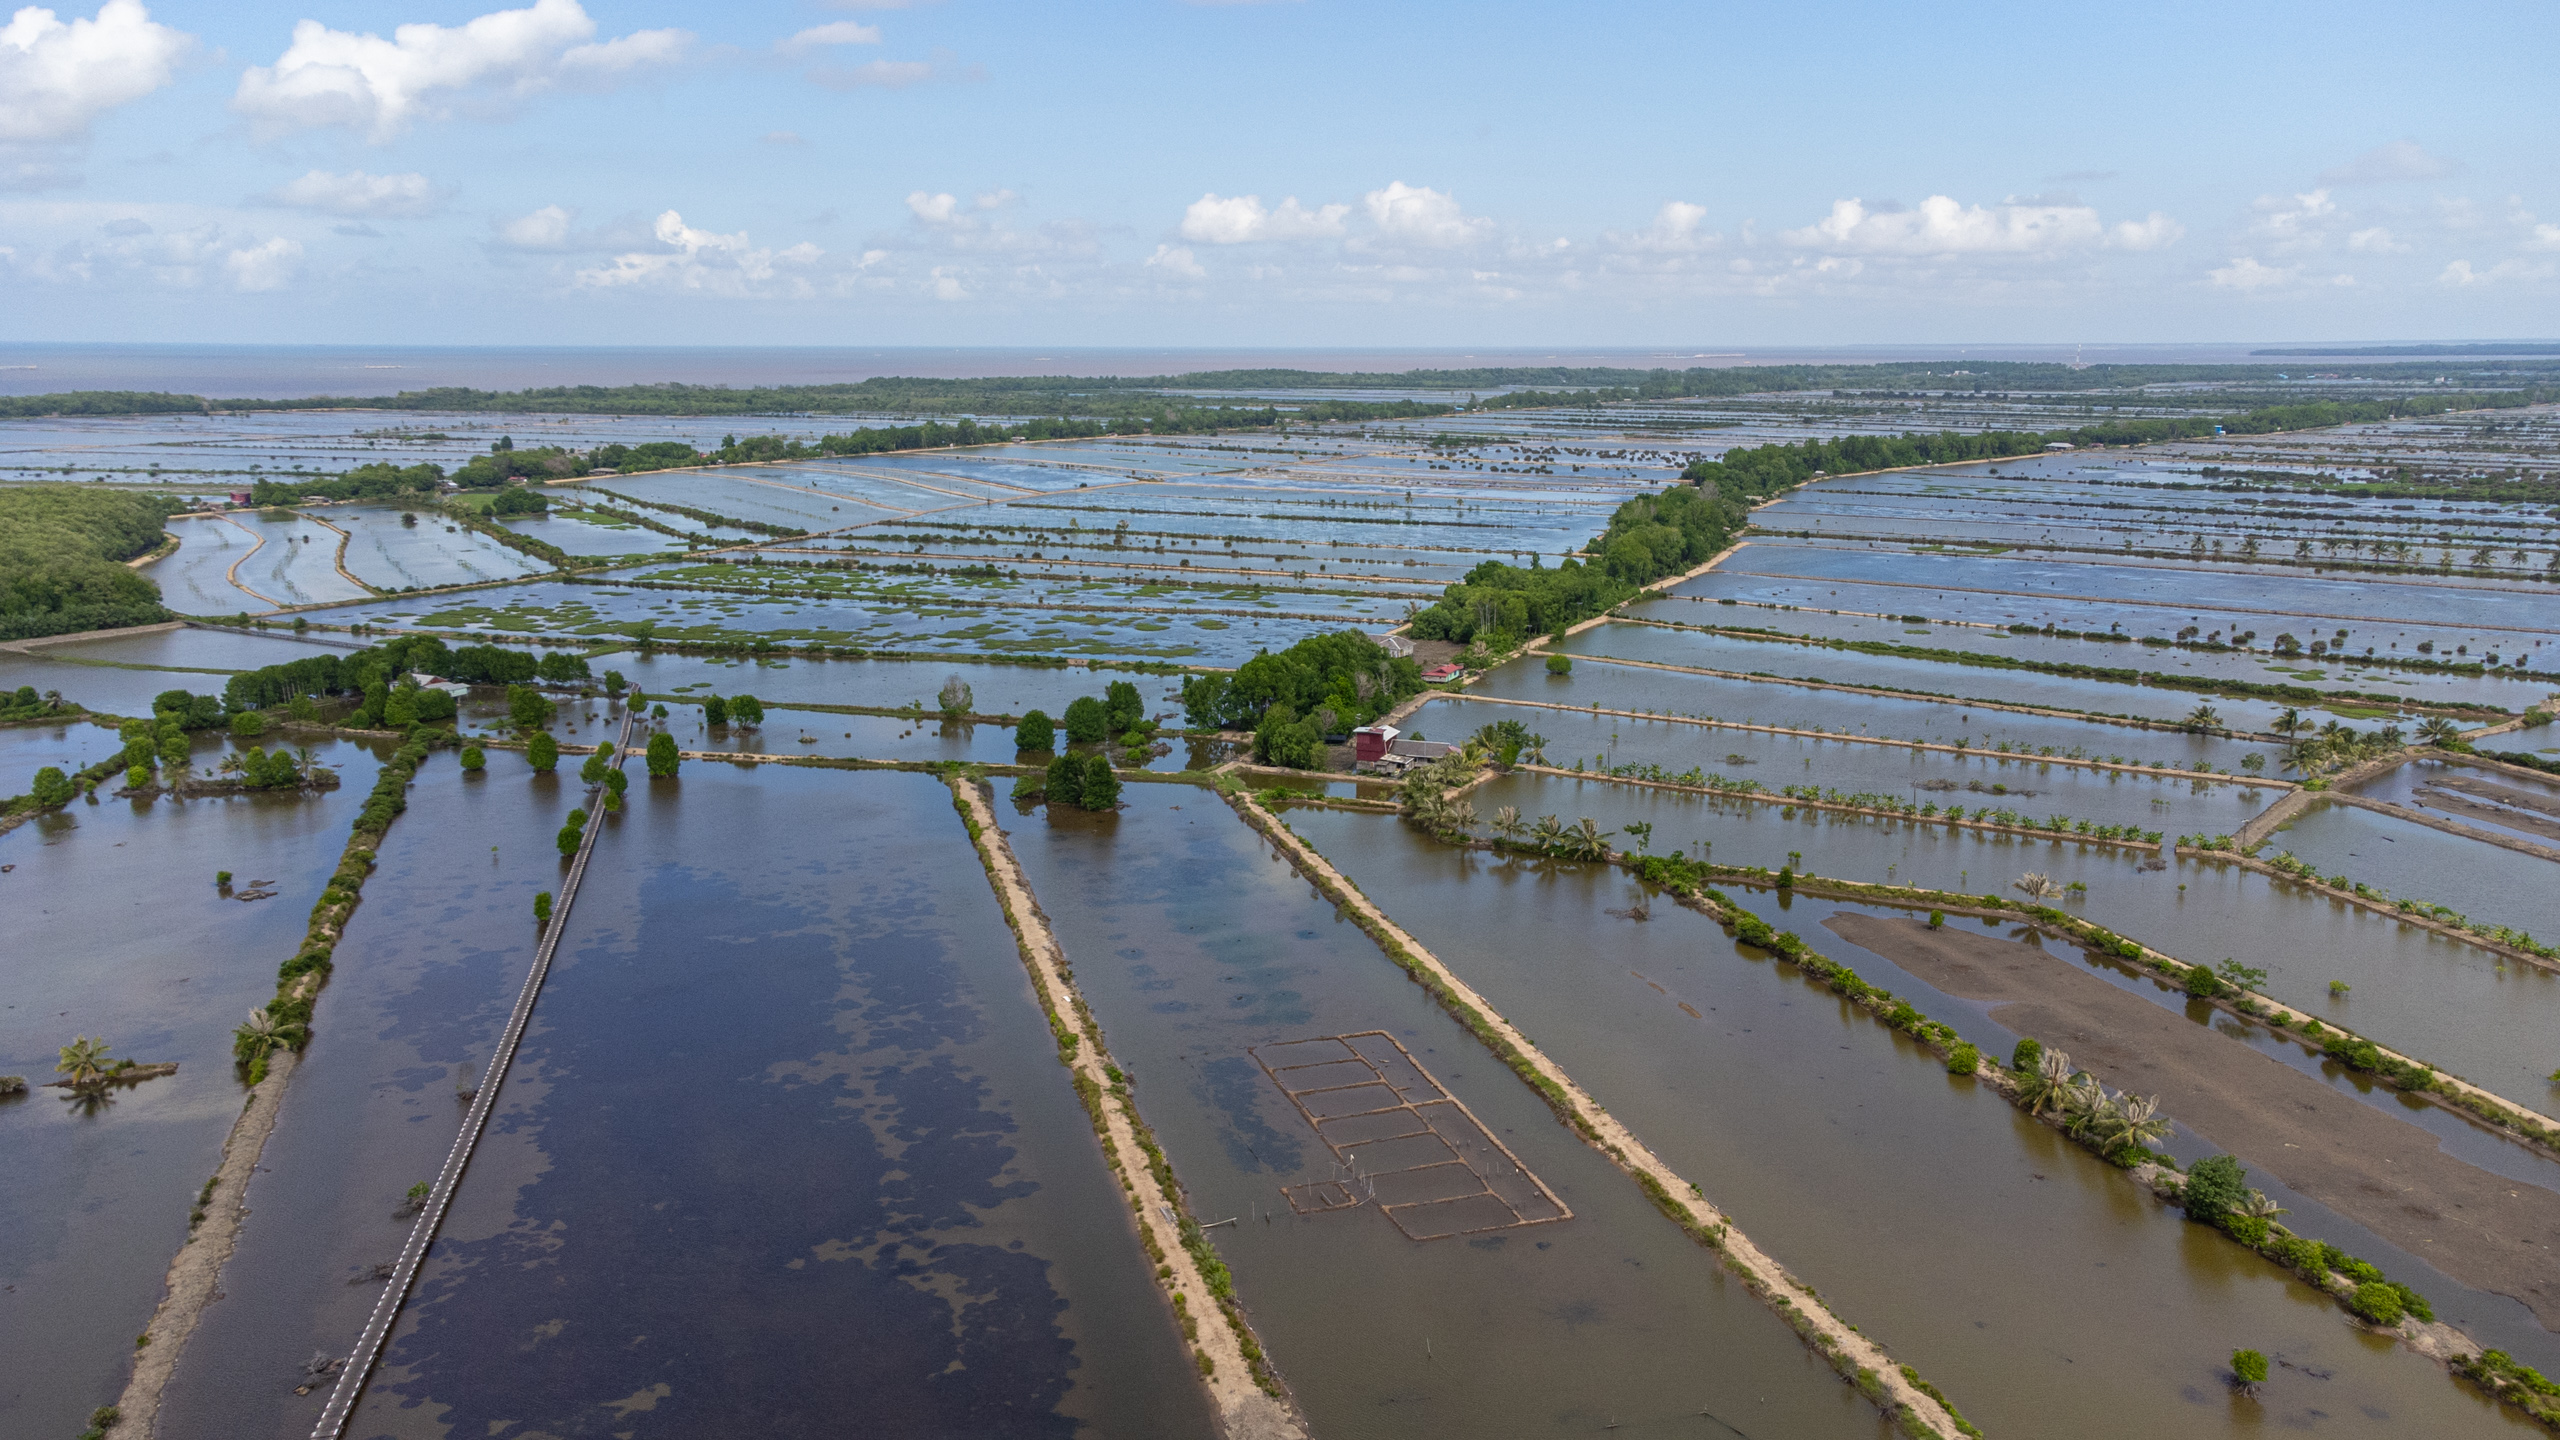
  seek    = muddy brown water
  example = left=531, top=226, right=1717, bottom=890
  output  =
left=1281, top=807, right=2543, bottom=1439
left=342, top=765, right=1209, bottom=1438
left=1002, top=785, right=1887, bottom=1440
left=0, top=732, right=387, bottom=1438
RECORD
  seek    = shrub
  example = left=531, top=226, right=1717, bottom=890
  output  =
left=1545, top=653, right=1572, bottom=675
left=1927, top=909, right=1944, bottom=928
left=126, top=763, right=151, bottom=789
left=1103, top=679, right=1144, bottom=732
left=1945, top=1042, right=1979, bottom=1075
left=580, top=752, right=609, bottom=784
left=230, top=711, right=267, bottom=738
left=2232, top=1348, right=2268, bottom=1385
left=527, top=732, right=558, bottom=774
left=2183, top=964, right=2222, bottom=999
left=2011, top=1037, right=2043, bottom=1073
left=555, top=809, right=587, bottom=857
left=1775, top=865, right=1794, bottom=889
left=646, top=731, right=678, bottom=777
left=1015, top=709, right=1055, bottom=751
left=2221, top=1213, right=2271, bottom=1247
left=533, top=891, right=553, bottom=923
left=2269, top=1234, right=2323, bottom=1275
left=30, top=765, right=75, bottom=806
left=1063, top=695, right=1107, bottom=743
left=460, top=745, right=484, bottom=771
left=2182, top=1154, right=2247, bottom=1225
left=2349, top=1281, right=2405, bottom=1327
left=704, top=695, right=729, bottom=726
left=2390, top=1282, right=2435, bottom=1323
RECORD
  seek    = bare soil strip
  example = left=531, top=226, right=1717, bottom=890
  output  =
left=1823, top=911, right=2560, bottom=1331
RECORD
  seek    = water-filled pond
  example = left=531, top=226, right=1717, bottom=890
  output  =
left=1279, top=808, right=2546, bottom=1438
left=0, top=733, right=387, bottom=1437
left=346, top=766, right=1210, bottom=1437
left=1002, top=785, right=1883, bottom=1439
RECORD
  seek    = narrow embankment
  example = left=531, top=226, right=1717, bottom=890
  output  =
left=1823, top=911, right=2560, bottom=1332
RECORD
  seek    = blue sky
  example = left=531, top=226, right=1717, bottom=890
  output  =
left=2, top=0, right=2555, bottom=347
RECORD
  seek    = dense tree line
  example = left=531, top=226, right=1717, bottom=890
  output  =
left=0, top=484, right=185, bottom=639
left=221, top=634, right=588, bottom=712
left=250, top=462, right=444, bottom=505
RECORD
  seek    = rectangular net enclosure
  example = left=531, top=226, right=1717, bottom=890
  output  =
left=1252, top=1031, right=1571, bottom=1241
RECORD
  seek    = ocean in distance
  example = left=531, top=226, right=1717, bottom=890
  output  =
left=0, top=341, right=2306, bottom=400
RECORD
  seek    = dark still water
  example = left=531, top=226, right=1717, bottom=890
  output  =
left=0, top=734, right=385, bottom=1438
left=1000, top=786, right=1883, bottom=1440
left=346, top=764, right=1206, bottom=1438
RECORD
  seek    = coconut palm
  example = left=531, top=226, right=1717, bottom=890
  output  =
left=2017, top=1049, right=2076, bottom=1118
left=2060, top=1074, right=2114, bottom=1140
left=1568, top=817, right=1613, bottom=860
left=2094, top=1093, right=2172, bottom=1154
left=2185, top=703, right=2222, bottom=733
left=56, top=1036, right=114, bottom=1089
left=2271, top=707, right=2306, bottom=739
left=234, top=1008, right=287, bottom=1066
left=2014, top=871, right=2064, bottom=901
left=2283, top=737, right=2327, bottom=774
left=2237, top=1189, right=2289, bottom=1220
left=2416, top=715, right=2464, bottom=747
left=1492, top=805, right=1525, bottom=845
left=1441, top=798, right=1479, bottom=836
left=1529, top=815, right=1567, bottom=852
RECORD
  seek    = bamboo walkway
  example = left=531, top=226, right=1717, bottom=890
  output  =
left=306, top=705, right=638, bottom=1439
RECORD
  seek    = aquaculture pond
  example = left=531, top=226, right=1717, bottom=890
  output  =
left=0, top=734, right=387, bottom=1438
left=347, top=766, right=1209, bottom=1438
left=328, top=505, right=551, bottom=590
left=1620, top=599, right=2546, bottom=713
left=0, top=715, right=126, bottom=789
left=1452, top=769, right=2560, bottom=1115
left=0, top=652, right=234, bottom=718
left=149, top=516, right=269, bottom=615
left=1561, top=621, right=2304, bottom=733
left=154, top=754, right=582, bottom=1437
left=233, top=510, right=374, bottom=609
left=2266, top=798, right=2560, bottom=950
left=1000, top=785, right=1883, bottom=1440
left=40, top=625, right=356, bottom=674
left=606, top=649, right=1184, bottom=723
left=499, top=507, right=695, bottom=556
left=1280, top=808, right=2545, bottom=1439
left=2345, top=757, right=2560, bottom=852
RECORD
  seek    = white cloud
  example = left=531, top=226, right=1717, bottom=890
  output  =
left=2106, top=212, right=2183, bottom=250
left=2346, top=226, right=2407, bottom=254
left=265, top=168, right=440, bottom=218
left=2526, top=223, right=2560, bottom=252
left=1178, top=192, right=1348, bottom=244
left=1362, top=181, right=1491, bottom=248
left=2247, top=188, right=2338, bottom=247
left=1145, top=242, right=1204, bottom=279
left=1783, top=195, right=2110, bottom=255
left=233, top=0, right=690, bottom=140
left=2318, top=140, right=2462, bottom=187
left=574, top=208, right=822, bottom=295
left=0, top=0, right=191, bottom=142
left=496, top=202, right=572, bottom=249
left=779, top=21, right=879, bottom=53
left=906, top=190, right=957, bottom=224
left=2439, top=258, right=2553, bottom=287
left=807, top=57, right=935, bottom=88
left=2207, top=256, right=2295, bottom=291
left=225, top=236, right=302, bottom=291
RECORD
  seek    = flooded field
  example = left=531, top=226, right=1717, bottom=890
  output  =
left=344, top=765, right=1211, bottom=1437
left=1281, top=807, right=2548, bottom=1437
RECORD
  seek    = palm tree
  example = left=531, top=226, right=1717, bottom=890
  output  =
left=2271, top=707, right=2306, bottom=740
left=2094, top=1093, right=2172, bottom=1154
left=1524, top=732, right=1549, bottom=765
left=2014, top=871, right=2064, bottom=901
left=2184, top=702, right=2223, bottom=734
left=2237, top=1189, right=2289, bottom=1220
left=1569, top=817, right=1613, bottom=860
left=1441, top=798, right=1479, bottom=836
left=2416, top=715, right=2464, bottom=747
left=1529, top=815, right=1567, bottom=853
left=2061, top=1074, right=2113, bottom=1141
left=56, top=1036, right=114, bottom=1089
left=1492, top=805, right=1525, bottom=845
left=233, top=1008, right=297, bottom=1066
left=2017, top=1049, right=2075, bottom=1118
left=2283, top=737, right=2327, bottom=774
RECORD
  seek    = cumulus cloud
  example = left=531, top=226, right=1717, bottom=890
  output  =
left=2527, top=223, right=2560, bottom=252
left=2319, top=140, right=2462, bottom=187
left=2107, top=212, right=2183, bottom=250
left=1145, top=243, right=1204, bottom=279
left=1362, top=181, right=1491, bottom=248
left=233, top=0, right=689, bottom=140
left=224, top=235, right=302, bottom=291
left=2347, top=226, right=2407, bottom=254
left=0, top=0, right=191, bottom=142
left=780, top=21, right=879, bottom=52
left=2207, top=256, right=2295, bottom=291
left=1783, top=195, right=2114, bottom=255
left=495, top=202, right=572, bottom=249
left=1621, top=201, right=1715, bottom=251
left=1178, top=192, right=1347, bottom=244
left=574, top=208, right=822, bottom=295
left=2247, top=188, right=2338, bottom=247
left=264, top=168, right=441, bottom=218
left=2439, top=258, right=2553, bottom=287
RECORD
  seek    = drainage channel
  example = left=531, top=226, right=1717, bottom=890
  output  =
left=306, top=707, right=639, bottom=1439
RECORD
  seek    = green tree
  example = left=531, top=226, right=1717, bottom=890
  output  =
left=230, top=710, right=267, bottom=738
left=556, top=808, right=587, bottom=857
left=580, top=752, right=610, bottom=784
left=1080, top=753, right=1123, bottom=810
left=30, top=765, right=75, bottom=807
left=460, top=744, right=485, bottom=771
left=1545, top=653, right=1572, bottom=675
left=603, top=669, right=627, bottom=695
left=1063, top=695, right=1108, bottom=743
left=1014, top=709, right=1055, bottom=751
left=729, top=694, right=763, bottom=725
left=2182, top=963, right=2222, bottom=999
left=527, top=732, right=559, bottom=773
left=56, top=1035, right=113, bottom=1088
left=704, top=695, right=729, bottom=726
left=939, top=675, right=974, bottom=716
left=2231, top=1349, right=2268, bottom=1395
left=2349, top=1282, right=2406, bottom=1328
left=126, top=762, right=152, bottom=789
left=1103, top=679, right=1144, bottom=732
left=507, top=684, right=556, bottom=730
left=2182, top=1154, right=2248, bottom=1226
left=646, top=731, right=679, bottom=778
left=383, top=683, right=419, bottom=729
